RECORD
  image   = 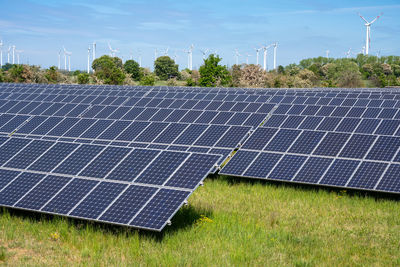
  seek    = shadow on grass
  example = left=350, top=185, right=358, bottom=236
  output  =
left=0, top=203, right=213, bottom=242
left=213, top=174, right=400, bottom=202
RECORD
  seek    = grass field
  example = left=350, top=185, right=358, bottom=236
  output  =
left=1, top=175, right=400, bottom=266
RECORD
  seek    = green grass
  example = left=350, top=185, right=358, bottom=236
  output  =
left=1, top=176, right=400, bottom=266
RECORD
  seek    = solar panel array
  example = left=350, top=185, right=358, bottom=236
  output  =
left=2, top=83, right=400, bottom=231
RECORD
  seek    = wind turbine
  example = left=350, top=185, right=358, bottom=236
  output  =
left=87, top=45, right=91, bottom=73
left=325, top=50, right=330, bottom=58
left=173, top=50, right=178, bottom=63
left=107, top=42, right=119, bottom=57
left=254, top=47, right=262, bottom=65
left=200, top=48, right=209, bottom=60
left=138, top=49, right=142, bottom=67
left=154, top=48, right=158, bottom=61
left=358, top=12, right=382, bottom=55
left=58, top=50, right=61, bottom=69
left=0, top=40, right=3, bottom=67
left=245, top=53, right=252, bottom=65
left=7, top=46, right=11, bottom=64
left=262, top=44, right=272, bottom=71
left=12, top=45, right=15, bottom=64
left=92, top=42, right=96, bottom=60
left=15, top=49, right=23, bottom=64
left=189, top=44, right=194, bottom=70
left=234, top=49, right=241, bottom=65
left=345, top=48, right=352, bottom=58
left=63, top=46, right=72, bottom=71
left=272, top=42, right=278, bottom=70
left=163, top=47, right=170, bottom=56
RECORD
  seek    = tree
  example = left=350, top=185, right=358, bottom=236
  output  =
left=124, top=60, right=141, bottom=80
left=198, top=54, right=231, bottom=87
left=92, top=55, right=125, bottom=85
left=239, top=64, right=267, bottom=87
left=139, top=74, right=155, bottom=86
left=154, top=56, right=179, bottom=80
left=77, top=73, right=90, bottom=84
left=45, top=66, right=60, bottom=83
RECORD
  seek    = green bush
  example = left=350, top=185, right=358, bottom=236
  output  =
left=139, top=74, right=155, bottom=86
left=77, top=73, right=90, bottom=84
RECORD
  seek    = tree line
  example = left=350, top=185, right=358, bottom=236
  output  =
left=1, top=53, right=399, bottom=88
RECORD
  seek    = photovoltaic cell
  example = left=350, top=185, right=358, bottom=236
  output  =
left=242, top=127, right=278, bottom=150
left=243, top=152, right=282, bottom=178
left=219, top=150, right=258, bottom=176
left=376, top=164, right=400, bottom=193
left=4, top=140, right=54, bottom=169
left=293, top=157, right=333, bottom=183
left=313, top=132, right=350, bottom=157
left=347, top=161, right=387, bottom=189
left=268, top=154, right=307, bottom=181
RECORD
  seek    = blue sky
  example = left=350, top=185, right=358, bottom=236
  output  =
left=1, top=0, right=399, bottom=71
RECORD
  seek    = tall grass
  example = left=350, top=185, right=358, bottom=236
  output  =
left=0, top=176, right=399, bottom=266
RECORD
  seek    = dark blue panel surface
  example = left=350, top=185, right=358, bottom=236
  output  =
left=0, top=138, right=32, bottom=166
left=173, top=124, right=208, bottom=145
left=289, top=131, right=325, bottom=154
left=355, top=119, right=380, bottom=134
left=166, top=153, right=221, bottom=189
left=31, top=117, right=63, bottom=135
left=5, top=140, right=53, bottom=169
left=298, top=116, right=323, bottom=130
left=0, top=169, right=21, bottom=191
left=15, top=175, right=71, bottom=210
left=243, top=152, right=282, bottom=178
left=98, top=121, right=131, bottom=140
left=134, top=122, right=169, bottom=143
left=242, top=127, right=278, bottom=150
left=375, top=120, right=400, bottom=135
left=268, top=155, right=307, bottom=181
left=215, top=126, right=251, bottom=148
left=347, top=161, right=387, bottom=189
left=99, top=185, right=157, bottom=224
left=80, top=146, right=130, bottom=178
left=135, top=151, right=189, bottom=185
left=70, top=182, right=127, bottom=219
left=313, top=132, right=350, bottom=157
left=264, top=129, right=300, bottom=152
left=0, top=172, right=44, bottom=206
left=63, top=119, right=96, bottom=137
left=263, top=115, right=287, bottom=127
left=16, top=116, right=48, bottom=134
left=220, top=150, right=258, bottom=176
left=47, top=118, right=80, bottom=136
left=80, top=120, right=113, bottom=138
left=293, top=157, right=333, bottom=183
left=366, top=136, right=400, bottom=161
left=194, top=125, right=228, bottom=147
left=54, top=144, right=104, bottom=175
left=376, top=164, right=400, bottom=192
left=130, top=188, right=190, bottom=230
left=106, top=149, right=160, bottom=182
left=339, top=134, right=377, bottom=159
left=42, top=178, right=99, bottom=214
left=153, top=123, right=188, bottom=144
left=29, top=142, right=79, bottom=172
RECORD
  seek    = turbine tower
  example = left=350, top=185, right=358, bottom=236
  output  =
left=108, top=42, right=118, bottom=57
left=58, top=50, right=61, bottom=69
left=358, top=12, right=382, bottom=55
left=7, top=46, right=11, bottom=64
left=63, top=46, right=72, bottom=71
left=92, top=42, right=96, bottom=60
left=200, top=48, right=209, bottom=60
left=325, top=50, right=330, bottom=58
left=189, top=44, right=194, bottom=70
left=272, top=42, right=278, bottom=70
left=254, top=47, right=262, bottom=65
left=234, top=49, right=241, bottom=65
left=12, top=45, right=16, bottom=64
left=154, top=48, right=158, bottom=61
left=262, top=44, right=272, bottom=71
left=245, top=53, right=252, bottom=65
left=0, top=40, right=3, bottom=67
left=15, top=49, right=23, bottom=64
left=163, top=47, right=170, bottom=56
left=87, top=45, right=91, bottom=73
left=345, top=48, right=352, bottom=58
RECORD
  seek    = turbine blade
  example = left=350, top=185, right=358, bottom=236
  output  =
left=370, top=13, right=383, bottom=24
left=358, top=13, right=369, bottom=23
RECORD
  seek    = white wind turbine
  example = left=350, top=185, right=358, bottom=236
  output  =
left=92, top=42, right=96, bottom=60
left=7, top=46, right=11, bottom=64
left=254, top=47, right=262, bottom=66
left=0, top=40, right=3, bottom=67
left=108, top=42, right=119, bottom=57
left=163, top=47, right=170, bottom=56
left=200, top=48, right=209, bottom=60
left=245, top=53, right=252, bottom=64
left=63, top=46, right=72, bottom=71
left=138, top=49, right=142, bottom=67
left=272, top=42, right=278, bottom=70
left=325, top=50, right=330, bottom=58
left=12, top=45, right=16, bottom=64
left=58, top=50, right=61, bottom=69
left=154, top=48, right=158, bottom=61
left=15, top=49, right=23, bottom=64
left=234, top=49, right=241, bottom=65
left=87, top=45, right=91, bottom=73
left=262, top=44, right=272, bottom=71
left=358, top=12, right=382, bottom=55
left=173, top=50, right=178, bottom=63
left=345, top=48, right=352, bottom=58
left=183, top=44, right=194, bottom=70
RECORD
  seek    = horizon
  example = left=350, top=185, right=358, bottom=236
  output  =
left=1, top=0, right=399, bottom=71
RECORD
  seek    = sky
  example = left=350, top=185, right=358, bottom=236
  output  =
left=1, top=0, right=400, bottom=71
